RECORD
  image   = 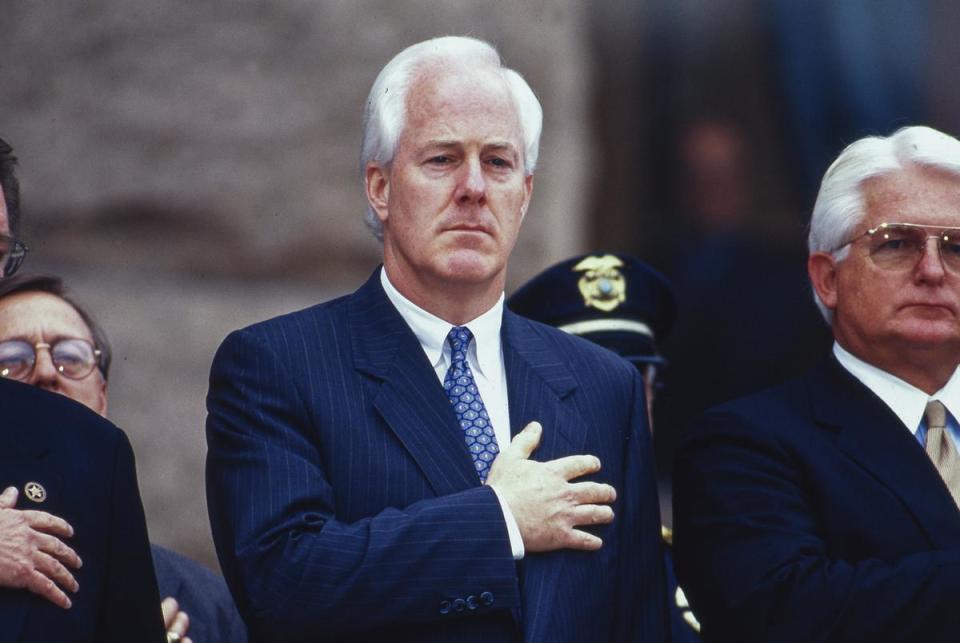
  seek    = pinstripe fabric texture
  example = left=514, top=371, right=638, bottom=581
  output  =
left=206, top=268, right=668, bottom=643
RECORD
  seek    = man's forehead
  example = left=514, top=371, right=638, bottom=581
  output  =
left=864, top=166, right=960, bottom=218
left=402, top=67, right=522, bottom=144
left=0, top=291, right=93, bottom=337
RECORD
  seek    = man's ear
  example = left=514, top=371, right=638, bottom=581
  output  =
left=94, top=378, right=108, bottom=418
left=365, top=164, right=390, bottom=224
left=520, top=173, right=534, bottom=220
left=808, top=252, right=839, bottom=311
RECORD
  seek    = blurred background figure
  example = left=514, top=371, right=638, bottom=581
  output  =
left=653, top=116, right=832, bottom=479
left=508, top=252, right=701, bottom=642
left=0, top=273, right=247, bottom=643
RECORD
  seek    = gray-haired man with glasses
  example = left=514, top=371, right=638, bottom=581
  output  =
left=0, top=136, right=165, bottom=642
left=674, top=126, right=960, bottom=642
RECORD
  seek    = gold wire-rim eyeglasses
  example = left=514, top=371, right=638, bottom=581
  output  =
left=831, top=222, right=960, bottom=272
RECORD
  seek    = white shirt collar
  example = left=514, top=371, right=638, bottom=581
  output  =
left=833, top=341, right=960, bottom=433
left=380, top=268, right=504, bottom=377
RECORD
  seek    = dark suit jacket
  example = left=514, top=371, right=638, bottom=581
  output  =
left=0, top=378, right=165, bottom=643
left=152, top=544, right=247, bottom=643
left=206, top=269, right=668, bottom=643
left=673, top=357, right=960, bottom=643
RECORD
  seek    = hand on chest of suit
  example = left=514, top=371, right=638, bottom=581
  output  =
left=485, top=421, right=617, bottom=552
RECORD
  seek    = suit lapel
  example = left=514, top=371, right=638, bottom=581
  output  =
left=350, top=269, right=480, bottom=497
left=502, top=311, right=580, bottom=453
left=811, top=358, right=960, bottom=547
left=502, top=312, right=588, bottom=641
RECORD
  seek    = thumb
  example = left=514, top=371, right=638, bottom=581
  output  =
left=508, top=421, right=542, bottom=460
left=0, top=486, right=18, bottom=509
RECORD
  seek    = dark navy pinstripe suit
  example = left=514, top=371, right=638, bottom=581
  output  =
left=206, top=269, right=668, bottom=642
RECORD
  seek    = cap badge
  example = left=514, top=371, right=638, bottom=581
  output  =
left=23, top=481, right=46, bottom=503
left=573, top=255, right=626, bottom=312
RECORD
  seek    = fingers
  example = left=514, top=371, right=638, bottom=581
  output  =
left=21, top=509, right=74, bottom=539
left=547, top=454, right=603, bottom=481
left=165, top=603, right=191, bottom=641
left=569, top=503, right=615, bottom=527
left=568, top=480, right=617, bottom=505
left=34, top=550, right=79, bottom=595
left=36, top=532, right=82, bottom=570
left=567, top=529, right=604, bottom=551
left=162, top=597, right=179, bottom=628
left=0, top=487, right=17, bottom=509
left=507, top=421, right=542, bottom=460
left=26, top=567, right=72, bottom=609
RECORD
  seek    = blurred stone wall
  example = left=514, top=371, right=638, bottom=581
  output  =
left=1, top=1, right=593, bottom=569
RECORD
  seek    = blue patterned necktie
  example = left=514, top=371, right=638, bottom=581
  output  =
left=443, top=326, right=499, bottom=482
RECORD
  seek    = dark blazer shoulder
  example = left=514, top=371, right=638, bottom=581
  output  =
left=1, top=377, right=128, bottom=453
left=505, top=312, right=638, bottom=378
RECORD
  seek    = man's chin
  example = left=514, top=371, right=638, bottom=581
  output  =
left=441, top=252, right=503, bottom=283
left=894, top=320, right=960, bottom=348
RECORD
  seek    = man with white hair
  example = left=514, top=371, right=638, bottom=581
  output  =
left=206, top=36, right=667, bottom=642
left=673, top=125, right=960, bottom=642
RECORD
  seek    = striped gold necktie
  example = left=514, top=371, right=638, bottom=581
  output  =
left=924, top=400, right=960, bottom=508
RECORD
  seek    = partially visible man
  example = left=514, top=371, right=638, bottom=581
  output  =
left=508, top=252, right=701, bottom=643
left=674, top=125, right=960, bottom=642
left=0, top=136, right=165, bottom=641
left=207, top=36, right=667, bottom=642
left=0, top=273, right=249, bottom=643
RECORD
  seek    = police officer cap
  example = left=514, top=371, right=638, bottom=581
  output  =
left=508, top=253, right=677, bottom=365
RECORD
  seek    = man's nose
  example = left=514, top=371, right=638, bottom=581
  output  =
left=28, top=346, right=60, bottom=389
left=455, top=157, right=486, bottom=206
left=915, top=237, right=947, bottom=283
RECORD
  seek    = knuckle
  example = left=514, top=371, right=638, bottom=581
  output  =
left=12, top=560, right=32, bottom=583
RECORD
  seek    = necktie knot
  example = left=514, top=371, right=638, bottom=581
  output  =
left=447, top=326, right=474, bottom=356
left=926, top=400, right=947, bottom=430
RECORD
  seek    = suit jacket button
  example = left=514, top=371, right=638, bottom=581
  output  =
left=439, top=600, right=451, bottom=615
left=466, top=595, right=478, bottom=610
left=453, top=598, right=466, bottom=612
left=480, top=591, right=494, bottom=606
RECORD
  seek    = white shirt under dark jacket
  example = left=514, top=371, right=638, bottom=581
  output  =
left=381, top=268, right=525, bottom=559
left=833, top=342, right=960, bottom=449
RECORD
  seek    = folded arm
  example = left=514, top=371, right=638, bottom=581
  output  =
left=673, top=411, right=960, bottom=643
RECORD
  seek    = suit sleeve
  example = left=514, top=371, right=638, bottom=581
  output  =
left=205, top=328, right=521, bottom=640
left=673, top=410, right=960, bottom=643
left=98, top=430, right=166, bottom=642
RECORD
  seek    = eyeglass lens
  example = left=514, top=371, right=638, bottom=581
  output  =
left=867, top=225, right=960, bottom=272
left=0, top=338, right=98, bottom=380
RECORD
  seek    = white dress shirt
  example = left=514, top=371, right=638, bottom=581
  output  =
left=833, top=342, right=960, bottom=448
left=381, top=269, right=524, bottom=559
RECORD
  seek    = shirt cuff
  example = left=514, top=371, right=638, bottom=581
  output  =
left=489, top=484, right=525, bottom=560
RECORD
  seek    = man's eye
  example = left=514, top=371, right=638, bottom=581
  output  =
left=942, top=240, right=960, bottom=257
left=486, top=157, right=511, bottom=168
left=428, top=155, right=452, bottom=164
left=878, top=239, right=907, bottom=251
